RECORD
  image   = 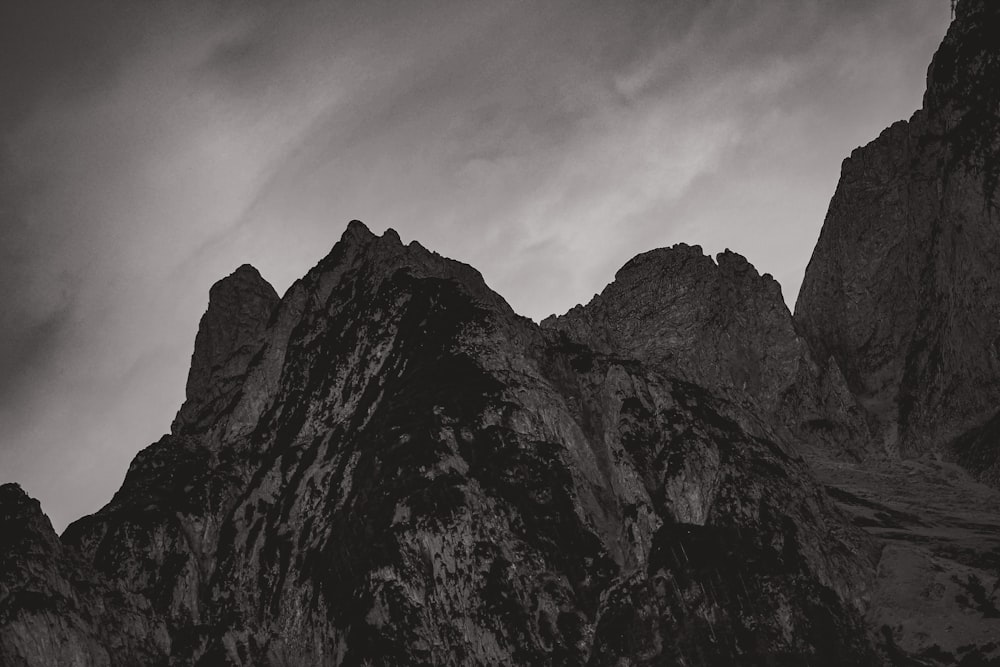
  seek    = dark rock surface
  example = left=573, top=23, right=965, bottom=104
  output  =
left=542, top=245, right=803, bottom=409
left=795, top=0, right=1000, bottom=463
left=542, top=244, right=871, bottom=460
left=173, top=264, right=280, bottom=436
left=0, top=483, right=169, bottom=666
left=3, top=1, right=1000, bottom=664
left=810, top=453, right=1000, bottom=663
left=6, top=223, right=879, bottom=665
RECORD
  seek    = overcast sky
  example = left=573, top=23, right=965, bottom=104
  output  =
left=1, top=0, right=951, bottom=531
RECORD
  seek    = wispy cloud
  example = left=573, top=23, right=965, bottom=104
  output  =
left=0, top=0, right=950, bottom=530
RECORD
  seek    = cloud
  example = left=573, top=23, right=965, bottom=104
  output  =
left=0, top=0, right=951, bottom=530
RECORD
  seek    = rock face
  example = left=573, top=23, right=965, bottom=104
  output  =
left=5, top=2, right=998, bottom=662
left=795, top=0, right=1000, bottom=462
left=542, top=244, right=870, bottom=459
left=2, top=222, right=880, bottom=665
left=0, top=484, right=168, bottom=667
left=542, top=246, right=802, bottom=407
left=173, top=264, right=280, bottom=436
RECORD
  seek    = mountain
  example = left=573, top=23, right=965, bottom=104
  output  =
left=0, top=483, right=169, bottom=666
left=541, top=243, right=871, bottom=460
left=795, top=0, right=1000, bottom=471
left=3, top=223, right=879, bottom=665
left=4, top=0, right=1000, bottom=664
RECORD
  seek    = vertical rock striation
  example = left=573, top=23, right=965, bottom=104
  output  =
left=30, top=222, right=877, bottom=665
left=172, top=264, right=280, bottom=437
left=795, top=0, right=1000, bottom=465
left=3, top=2, right=999, bottom=663
left=0, top=484, right=169, bottom=666
left=542, top=244, right=871, bottom=459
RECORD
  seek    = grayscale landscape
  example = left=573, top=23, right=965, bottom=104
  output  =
left=2, top=1, right=999, bottom=665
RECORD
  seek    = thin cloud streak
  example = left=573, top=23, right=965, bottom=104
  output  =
left=0, top=0, right=950, bottom=530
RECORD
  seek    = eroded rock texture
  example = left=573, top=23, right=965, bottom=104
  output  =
left=542, top=244, right=870, bottom=460
left=173, top=263, right=280, bottom=436
left=0, top=223, right=879, bottom=665
left=795, top=0, right=1000, bottom=465
left=4, top=1, right=998, bottom=662
left=0, top=484, right=169, bottom=666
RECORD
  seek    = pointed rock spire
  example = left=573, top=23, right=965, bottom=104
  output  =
left=172, top=264, right=279, bottom=434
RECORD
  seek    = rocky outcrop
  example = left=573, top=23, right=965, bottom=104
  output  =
left=0, top=484, right=169, bottom=666
left=29, top=222, right=878, bottom=665
left=795, top=0, right=1000, bottom=462
left=542, top=245, right=802, bottom=407
left=542, top=244, right=871, bottom=459
left=172, top=264, right=279, bottom=436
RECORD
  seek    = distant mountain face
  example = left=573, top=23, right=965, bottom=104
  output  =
left=795, top=0, right=1000, bottom=468
left=2, top=223, right=879, bottom=665
left=541, top=244, right=871, bottom=460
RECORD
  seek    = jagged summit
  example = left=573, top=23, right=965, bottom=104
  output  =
left=312, top=219, right=513, bottom=317
left=18, top=218, right=882, bottom=664
left=924, top=0, right=999, bottom=116
left=172, top=262, right=279, bottom=435
left=612, top=243, right=774, bottom=285
left=5, top=3, right=1000, bottom=664
left=343, top=217, right=374, bottom=239
left=338, top=218, right=404, bottom=250
left=614, top=241, right=714, bottom=274
left=544, top=242, right=870, bottom=459
left=229, top=262, right=267, bottom=280
left=172, top=221, right=514, bottom=441
left=544, top=241, right=797, bottom=401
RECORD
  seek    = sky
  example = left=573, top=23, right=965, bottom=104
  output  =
left=0, top=0, right=952, bottom=531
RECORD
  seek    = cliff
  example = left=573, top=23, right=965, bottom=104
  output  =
left=5, top=223, right=879, bottom=665
left=795, top=0, right=1000, bottom=465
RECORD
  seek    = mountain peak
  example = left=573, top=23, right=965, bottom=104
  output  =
left=545, top=243, right=798, bottom=387
left=43, top=226, right=879, bottom=665
left=614, top=243, right=710, bottom=281
left=341, top=218, right=374, bottom=242
left=210, top=263, right=273, bottom=297
left=172, top=264, right=280, bottom=435
left=338, top=220, right=404, bottom=247
left=382, top=227, right=402, bottom=244
left=0, top=483, right=60, bottom=553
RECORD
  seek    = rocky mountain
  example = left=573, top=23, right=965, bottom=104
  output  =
left=3, top=223, right=880, bottom=665
left=0, top=484, right=169, bottom=666
left=3, top=0, right=1000, bottom=664
left=171, top=264, right=280, bottom=436
left=795, top=0, right=1000, bottom=468
left=541, top=244, right=871, bottom=460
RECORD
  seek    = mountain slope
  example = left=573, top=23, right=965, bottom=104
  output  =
left=18, top=222, right=879, bottom=665
left=0, top=484, right=169, bottom=667
left=4, top=2, right=999, bottom=662
left=794, top=0, right=1000, bottom=464
left=542, top=244, right=871, bottom=460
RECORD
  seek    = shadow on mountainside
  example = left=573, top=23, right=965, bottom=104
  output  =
left=807, top=451, right=1000, bottom=666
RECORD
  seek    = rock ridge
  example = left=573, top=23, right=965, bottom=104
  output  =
left=543, top=243, right=872, bottom=460
left=3, top=221, right=884, bottom=665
